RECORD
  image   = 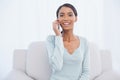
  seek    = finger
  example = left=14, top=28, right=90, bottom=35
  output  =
left=56, top=20, right=60, bottom=25
left=53, top=20, right=59, bottom=25
left=57, top=19, right=59, bottom=22
left=53, top=21, right=57, bottom=25
left=57, top=19, right=60, bottom=23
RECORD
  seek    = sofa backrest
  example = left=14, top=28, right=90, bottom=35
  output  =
left=89, top=42, right=102, bottom=80
left=26, top=41, right=51, bottom=80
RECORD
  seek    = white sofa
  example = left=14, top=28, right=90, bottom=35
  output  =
left=4, top=41, right=120, bottom=80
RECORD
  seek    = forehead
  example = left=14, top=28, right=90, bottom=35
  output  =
left=59, top=7, right=74, bottom=14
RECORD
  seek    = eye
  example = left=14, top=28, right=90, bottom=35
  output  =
left=60, top=14, right=64, bottom=17
left=68, top=13, right=73, bottom=17
left=69, top=14, right=73, bottom=17
left=60, top=14, right=63, bottom=17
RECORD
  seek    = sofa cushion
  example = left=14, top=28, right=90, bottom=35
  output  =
left=100, top=50, right=112, bottom=72
left=89, top=42, right=102, bottom=80
left=26, top=42, right=51, bottom=80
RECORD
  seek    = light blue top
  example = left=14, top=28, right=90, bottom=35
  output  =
left=46, top=35, right=89, bottom=80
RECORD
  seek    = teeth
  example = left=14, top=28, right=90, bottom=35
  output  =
left=63, top=23, right=69, bottom=25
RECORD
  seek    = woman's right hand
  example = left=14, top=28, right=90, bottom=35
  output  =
left=53, top=20, right=62, bottom=36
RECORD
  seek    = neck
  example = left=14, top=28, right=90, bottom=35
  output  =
left=62, top=30, right=76, bottom=42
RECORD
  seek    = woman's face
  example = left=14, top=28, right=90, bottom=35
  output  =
left=58, top=7, right=77, bottom=30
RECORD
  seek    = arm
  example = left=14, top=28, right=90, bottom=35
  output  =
left=79, top=40, right=90, bottom=80
left=46, top=35, right=64, bottom=73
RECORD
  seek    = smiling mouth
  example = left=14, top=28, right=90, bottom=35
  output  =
left=63, top=22, right=71, bottom=26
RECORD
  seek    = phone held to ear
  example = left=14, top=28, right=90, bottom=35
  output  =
left=58, top=25, right=62, bottom=33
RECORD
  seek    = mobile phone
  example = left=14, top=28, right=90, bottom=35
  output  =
left=58, top=25, right=62, bottom=32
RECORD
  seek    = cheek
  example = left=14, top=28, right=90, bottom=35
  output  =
left=58, top=17, right=62, bottom=21
left=71, top=19, right=76, bottom=23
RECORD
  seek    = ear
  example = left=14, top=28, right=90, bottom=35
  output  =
left=75, top=17, right=77, bottom=22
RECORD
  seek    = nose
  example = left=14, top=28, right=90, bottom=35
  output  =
left=63, top=16, right=69, bottom=21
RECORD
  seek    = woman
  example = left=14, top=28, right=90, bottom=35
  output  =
left=46, top=3, right=89, bottom=80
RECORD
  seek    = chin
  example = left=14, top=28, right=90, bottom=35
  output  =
left=63, top=28, right=73, bottom=31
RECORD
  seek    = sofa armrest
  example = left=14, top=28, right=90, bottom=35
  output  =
left=4, top=70, right=34, bottom=80
left=100, top=50, right=112, bottom=72
left=13, top=49, right=27, bottom=72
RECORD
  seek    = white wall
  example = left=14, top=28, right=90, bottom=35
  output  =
left=0, top=0, right=120, bottom=79
left=0, top=0, right=19, bottom=79
left=103, top=0, right=120, bottom=74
